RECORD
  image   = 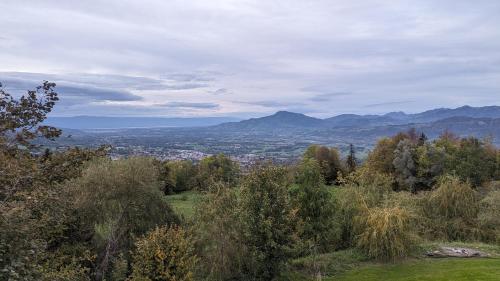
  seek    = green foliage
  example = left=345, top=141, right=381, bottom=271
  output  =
left=356, top=206, right=417, bottom=261
left=196, top=153, right=240, bottom=189
left=239, top=165, right=298, bottom=280
left=478, top=189, right=500, bottom=244
left=293, top=158, right=339, bottom=253
left=336, top=168, right=394, bottom=248
left=192, top=183, right=244, bottom=280
left=345, top=144, right=357, bottom=173
left=162, top=160, right=197, bottom=193
left=67, top=157, right=179, bottom=280
left=422, top=175, right=480, bottom=241
left=441, top=137, right=498, bottom=187
left=365, top=133, right=408, bottom=175
left=392, top=139, right=417, bottom=191
left=128, top=225, right=197, bottom=281
left=303, top=145, right=344, bottom=184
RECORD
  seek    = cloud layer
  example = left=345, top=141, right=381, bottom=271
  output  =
left=1, top=0, right=499, bottom=117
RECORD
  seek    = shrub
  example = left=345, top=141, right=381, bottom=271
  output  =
left=128, top=225, right=197, bottom=281
left=192, top=182, right=245, bottom=280
left=422, top=175, right=480, bottom=241
left=336, top=169, right=393, bottom=248
left=478, top=190, right=500, bottom=244
left=356, top=206, right=416, bottom=261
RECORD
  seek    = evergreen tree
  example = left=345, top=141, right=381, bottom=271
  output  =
left=346, top=144, right=357, bottom=173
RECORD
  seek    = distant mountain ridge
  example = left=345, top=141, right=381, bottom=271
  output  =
left=45, top=106, right=500, bottom=132
left=214, top=105, right=500, bottom=131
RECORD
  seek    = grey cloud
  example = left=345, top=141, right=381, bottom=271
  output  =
left=163, top=83, right=209, bottom=90
left=1, top=1, right=500, bottom=117
left=309, top=92, right=352, bottom=102
left=0, top=75, right=142, bottom=102
left=56, top=85, right=142, bottom=101
left=161, top=73, right=215, bottom=82
left=237, top=100, right=302, bottom=108
left=157, top=102, right=219, bottom=109
left=209, top=88, right=230, bottom=95
left=364, top=101, right=416, bottom=108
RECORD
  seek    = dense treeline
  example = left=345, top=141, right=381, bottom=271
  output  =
left=1, top=82, right=499, bottom=280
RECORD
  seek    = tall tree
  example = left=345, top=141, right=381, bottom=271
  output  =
left=294, top=158, right=338, bottom=253
left=346, top=144, right=357, bottom=173
left=239, top=165, right=297, bottom=280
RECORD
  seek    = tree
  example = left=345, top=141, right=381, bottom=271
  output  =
left=192, top=183, right=245, bottom=280
left=345, top=144, right=357, bottom=173
left=67, top=157, right=179, bottom=280
left=422, top=175, right=480, bottom=241
left=446, top=137, right=497, bottom=187
left=365, top=132, right=408, bottom=176
left=196, top=154, right=239, bottom=189
left=128, top=225, right=197, bottom=281
left=303, top=145, right=344, bottom=185
left=392, top=139, right=417, bottom=192
left=294, top=158, right=338, bottom=253
left=161, top=160, right=197, bottom=193
left=239, top=165, right=298, bottom=280
left=0, top=81, right=61, bottom=150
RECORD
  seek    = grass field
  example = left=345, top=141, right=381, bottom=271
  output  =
left=331, top=258, right=500, bottom=281
left=284, top=243, right=500, bottom=281
left=165, top=191, right=200, bottom=218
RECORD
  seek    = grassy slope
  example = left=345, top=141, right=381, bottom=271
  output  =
left=332, top=258, right=500, bottom=281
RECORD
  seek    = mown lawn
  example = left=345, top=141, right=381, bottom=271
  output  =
left=165, top=191, right=201, bottom=218
left=331, top=258, right=500, bottom=281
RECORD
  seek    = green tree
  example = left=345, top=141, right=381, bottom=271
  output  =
left=303, top=145, right=344, bottom=185
left=392, top=139, right=417, bottom=192
left=67, top=157, right=179, bottom=280
left=128, top=225, right=197, bottom=281
left=294, top=158, right=338, bottom=253
left=345, top=143, right=357, bottom=173
left=161, top=160, right=197, bottom=193
left=192, top=183, right=245, bottom=280
left=239, top=165, right=298, bottom=280
left=196, top=154, right=239, bottom=189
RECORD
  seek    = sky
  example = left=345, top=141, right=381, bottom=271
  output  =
left=1, top=0, right=500, bottom=118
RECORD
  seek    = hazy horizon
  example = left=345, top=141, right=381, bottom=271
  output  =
left=1, top=1, right=500, bottom=118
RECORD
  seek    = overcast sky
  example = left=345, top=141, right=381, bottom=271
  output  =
left=1, top=0, right=500, bottom=118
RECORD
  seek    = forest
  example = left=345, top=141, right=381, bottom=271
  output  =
left=1, top=82, right=499, bottom=281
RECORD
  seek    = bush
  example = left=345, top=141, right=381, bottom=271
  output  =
left=478, top=190, right=500, bottom=244
left=192, top=183, right=245, bottom=280
left=128, top=225, right=197, bottom=281
left=336, top=169, right=393, bottom=248
left=356, top=206, right=417, bottom=261
left=422, top=175, right=480, bottom=241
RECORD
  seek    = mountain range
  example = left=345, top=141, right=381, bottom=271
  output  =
left=48, top=105, right=500, bottom=131
left=214, top=105, right=500, bottom=133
